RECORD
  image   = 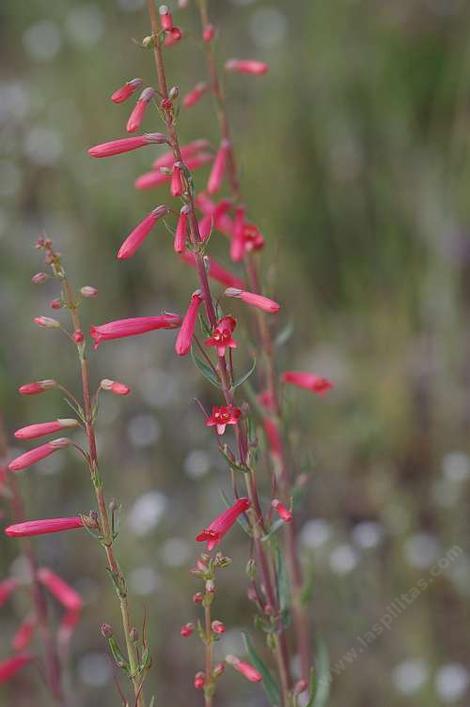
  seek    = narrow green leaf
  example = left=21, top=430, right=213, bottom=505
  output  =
left=232, top=358, right=256, bottom=390
left=275, top=321, right=294, bottom=348
left=307, top=639, right=330, bottom=707
left=261, top=518, right=285, bottom=542
left=191, top=346, right=221, bottom=388
left=274, top=543, right=291, bottom=623
left=242, top=633, right=280, bottom=707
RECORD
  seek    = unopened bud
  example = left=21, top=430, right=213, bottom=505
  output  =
left=180, top=623, right=194, bottom=637
left=142, top=35, right=154, bottom=48
left=73, top=329, right=85, bottom=344
left=100, top=623, right=113, bottom=638
left=19, top=379, right=56, bottom=395
left=169, top=86, right=179, bottom=100
left=211, top=620, right=225, bottom=635
left=193, top=671, right=205, bottom=689
left=192, top=592, right=203, bottom=604
left=34, top=316, right=60, bottom=328
left=49, top=438, right=71, bottom=449
left=294, top=679, right=308, bottom=695
left=130, top=627, right=139, bottom=642
left=32, top=272, right=49, bottom=285
left=80, top=286, right=98, bottom=298
left=100, top=379, right=131, bottom=396
left=203, top=24, right=215, bottom=42
left=49, top=299, right=62, bottom=310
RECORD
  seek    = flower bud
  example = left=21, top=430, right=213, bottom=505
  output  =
left=73, top=329, right=85, bottom=344
left=203, top=24, right=215, bottom=42
left=19, top=379, right=56, bottom=395
left=180, top=623, right=194, bottom=637
left=100, top=379, right=131, bottom=396
left=49, top=299, right=62, bottom=310
left=193, top=672, right=205, bottom=689
left=34, top=316, right=60, bottom=328
left=211, top=620, right=225, bottom=635
left=80, top=286, right=98, bottom=298
left=32, top=272, right=49, bottom=285
left=192, top=592, right=203, bottom=604
left=100, top=623, right=113, bottom=638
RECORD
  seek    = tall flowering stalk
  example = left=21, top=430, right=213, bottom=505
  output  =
left=4, top=240, right=168, bottom=707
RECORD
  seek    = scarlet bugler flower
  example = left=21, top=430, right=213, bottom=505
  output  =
left=281, top=371, right=333, bottom=395
left=14, top=419, right=79, bottom=441
left=179, top=252, right=244, bottom=290
left=230, top=206, right=246, bottom=262
left=126, top=87, right=155, bottom=133
left=170, top=162, right=184, bottom=197
left=5, top=516, right=84, bottom=538
left=225, top=59, right=269, bottom=75
left=34, top=316, right=60, bottom=328
left=18, top=379, right=56, bottom=395
left=0, top=654, right=32, bottom=683
left=111, top=78, right=143, bottom=104
left=8, top=439, right=70, bottom=473
left=90, top=314, right=181, bottom=349
left=180, top=623, right=194, bottom=637
left=206, top=404, right=241, bottom=435
left=153, top=140, right=210, bottom=169
left=183, top=82, right=208, bottom=109
left=117, top=205, right=169, bottom=260
left=207, top=139, right=230, bottom=195
left=205, top=315, right=237, bottom=357
left=135, top=153, right=213, bottom=190
left=174, top=205, right=190, bottom=253
left=37, top=568, right=82, bottom=611
left=88, top=133, right=167, bottom=158
left=225, top=655, right=262, bottom=682
left=175, top=290, right=203, bottom=356
left=272, top=499, right=292, bottom=523
left=196, top=497, right=250, bottom=551
left=224, top=288, right=280, bottom=314
left=100, top=379, right=131, bottom=396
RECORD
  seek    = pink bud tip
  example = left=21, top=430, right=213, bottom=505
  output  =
left=80, top=285, right=98, bottom=298
left=37, top=568, right=82, bottom=611
left=117, top=206, right=169, bottom=260
left=174, top=205, right=190, bottom=253
left=8, top=439, right=70, bottom=472
left=207, top=140, right=230, bottom=195
left=192, top=592, right=203, bottom=604
left=180, top=623, right=194, bottom=637
left=14, top=419, right=78, bottom=441
left=183, top=82, right=208, bottom=109
left=224, top=288, right=280, bottom=314
left=281, top=371, right=334, bottom=395
left=88, top=133, right=167, bottom=158
left=225, top=655, right=262, bottom=682
left=5, top=516, right=84, bottom=538
left=111, top=78, right=143, bottom=104
left=18, top=379, right=56, bottom=395
left=193, top=672, right=205, bottom=689
left=73, top=329, right=85, bottom=344
left=203, top=24, right=216, bottom=42
left=100, top=379, right=131, bottom=396
left=159, top=4, right=173, bottom=30
left=225, top=59, right=269, bottom=76
left=126, top=87, right=155, bottom=133
left=0, top=654, right=33, bottom=684
left=90, top=314, right=181, bottom=348
left=49, top=299, right=62, bottom=310
left=272, top=499, right=292, bottom=523
left=32, top=272, right=48, bottom=284
left=170, top=162, right=184, bottom=197
left=211, top=620, right=225, bottom=635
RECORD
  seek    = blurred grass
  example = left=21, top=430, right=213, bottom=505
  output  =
left=1, top=0, right=470, bottom=706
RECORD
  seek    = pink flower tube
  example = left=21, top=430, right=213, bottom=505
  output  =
left=88, top=133, right=167, bottom=158
left=126, top=87, right=155, bottom=133
left=225, top=655, right=263, bottom=682
left=281, top=371, right=333, bottom=395
left=179, top=252, right=245, bottom=290
left=111, top=78, right=143, bottom=104
left=224, top=288, right=280, bottom=313
left=207, top=139, right=230, bottom=195
left=18, top=379, right=56, bottom=395
left=183, top=82, right=208, bottom=109
left=175, top=290, right=203, bottom=356
left=100, top=379, right=131, bottom=396
left=117, top=205, right=169, bottom=260
left=5, top=516, right=84, bottom=538
left=8, top=439, right=70, bottom=472
left=12, top=616, right=36, bottom=652
left=230, top=206, right=246, bottom=262
left=174, top=205, right=190, bottom=253
left=225, top=59, right=269, bottom=75
left=0, top=654, right=32, bottom=683
left=170, top=162, right=184, bottom=197
left=272, top=499, right=293, bottom=523
left=90, top=314, right=181, bottom=348
left=14, top=419, right=78, bottom=441
left=153, top=140, right=210, bottom=169
left=37, top=568, right=82, bottom=611
left=196, top=497, right=250, bottom=551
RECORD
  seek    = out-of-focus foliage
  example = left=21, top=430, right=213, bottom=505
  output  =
left=1, top=1, right=470, bottom=706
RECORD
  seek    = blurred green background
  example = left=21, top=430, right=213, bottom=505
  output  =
left=1, top=0, right=470, bottom=705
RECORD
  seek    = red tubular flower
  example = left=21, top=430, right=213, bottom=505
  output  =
left=100, top=379, right=131, bottom=395
left=225, top=655, right=262, bottom=682
left=242, top=222, right=265, bottom=252
left=230, top=206, right=246, bottom=262
left=272, top=499, right=293, bottom=523
left=19, top=379, right=56, bottom=395
left=159, top=4, right=173, bottom=30
left=0, top=654, right=32, bottom=683
left=88, top=133, right=167, bottom=158
left=281, top=371, right=334, bottom=395
left=153, top=140, right=210, bottom=169
left=0, top=578, right=19, bottom=607
left=5, top=516, right=84, bottom=538
left=193, top=672, right=205, bottom=689
left=207, top=139, right=230, bottom=195
left=225, top=59, right=269, bottom=75
left=37, top=568, right=82, bottom=611
left=224, top=288, right=280, bottom=314
left=183, top=82, right=208, bottom=109
left=203, top=24, right=215, bottom=42
left=179, top=252, right=245, bottom=290
left=184, top=152, right=213, bottom=171
left=126, top=87, right=155, bottom=133
left=164, top=26, right=183, bottom=46
left=111, top=78, right=143, bottom=103
left=175, top=290, right=203, bottom=356
left=90, top=314, right=181, bottom=349
left=205, top=315, right=237, bottom=357
left=211, top=620, right=225, bottom=634
left=206, top=404, right=241, bottom=436
left=117, top=205, right=169, bottom=260
left=198, top=214, right=212, bottom=241
left=174, top=205, right=190, bottom=253
left=263, top=417, right=283, bottom=461
left=34, top=316, right=60, bottom=328
left=180, top=623, right=194, bottom=637
left=14, top=419, right=79, bottom=441
left=135, top=170, right=171, bottom=190
left=12, top=616, right=36, bottom=652
left=196, top=194, right=234, bottom=237
left=196, top=497, right=250, bottom=551
left=170, top=162, right=184, bottom=197
left=8, top=438, right=70, bottom=473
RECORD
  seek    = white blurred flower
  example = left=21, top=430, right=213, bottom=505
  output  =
left=435, top=664, right=469, bottom=702
left=0, top=82, right=29, bottom=123
left=127, top=491, right=167, bottom=536
left=65, top=5, right=104, bottom=47
left=160, top=537, right=191, bottom=567
left=351, top=521, right=383, bottom=549
left=24, top=127, right=63, bottom=166
left=127, top=414, right=160, bottom=447
left=78, top=652, right=112, bottom=687
left=23, top=21, right=62, bottom=62
left=300, top=519, right=331, bottom=549
left=250, top=7, right=287, bottom=49
left=442, top=452, right=470, bottom=483
left=392, top=659, right=428, bottom=695
left=129, top=566, right=160, bottom=595
left=184, top=450, right=211, bottom=479
left=329, top=544, right=358, bottom=574
left=403, top=533, right=440, bottom=570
